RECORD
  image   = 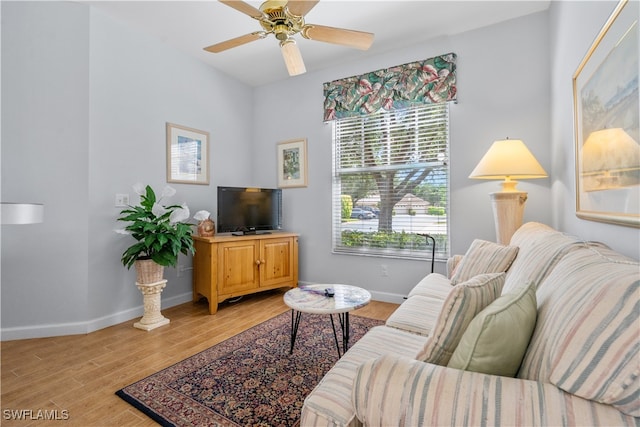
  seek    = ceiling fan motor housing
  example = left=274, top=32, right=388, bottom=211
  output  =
left=259, top=0, right=305, bottom=40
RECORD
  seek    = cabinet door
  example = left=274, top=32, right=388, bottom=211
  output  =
left=218, top=240, right=260, bottom=294
left=259, top=237, right=295, bottom=288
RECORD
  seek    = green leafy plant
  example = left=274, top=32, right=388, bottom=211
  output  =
left=341, top=195, right=353, bottom=219
left=341, top=230, right=448, bottom=254
left=427, top=206, right=446, bottom=216
left=116, top=184, right=195, bottom=269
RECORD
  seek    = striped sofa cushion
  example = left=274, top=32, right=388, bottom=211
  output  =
left=447, top=254, right=464, bottom=278
left=385, top=295, right=444, bottom=336
left=509, top=221, right=556, bottom=245
left=450, top=240, right=518, bottom=285
left=407, top=273, right=452, bottom=300
left=519, top=246, right=640, bottom=417
left=416, top=273, right=505, bottom=365
left=301, top=325, right=426, bottom=427
left=353, top=355, right=639, bottom=426
left=502, top=222, right=582, bottom=294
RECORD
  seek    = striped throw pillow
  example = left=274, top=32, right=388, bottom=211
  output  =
left=538, top=249, right=640, bottom=417
left=450, top=239, right=518, bottom=285
left=448, top=280, right=537, bottom=377
left=416, top=272, right=505, bottom=365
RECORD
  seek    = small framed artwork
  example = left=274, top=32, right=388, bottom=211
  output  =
left=277, top=138, right=308, bottom=188
left=166, top=123, right=209, bottom=185
left=572, top=0, right=639, bottom=227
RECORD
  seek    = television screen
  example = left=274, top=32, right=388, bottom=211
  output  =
left=217, top=186, right=282, bottom=234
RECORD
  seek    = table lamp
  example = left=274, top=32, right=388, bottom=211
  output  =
left=469, top=138, right=547, bottom=244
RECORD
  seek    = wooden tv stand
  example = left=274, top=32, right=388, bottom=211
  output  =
left=192, top=232, right=299, bottom=314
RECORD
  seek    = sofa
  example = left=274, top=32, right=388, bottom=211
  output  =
left=300, top=222, right=639, bottom=426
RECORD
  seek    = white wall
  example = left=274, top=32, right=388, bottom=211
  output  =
left=2, top=1, right=638, bottom=340
left=86, top=7, right=254, bottom=328
left=2, top=2, right=91, bottom=335
left=251, top=11, right=552, bottom=301
left=1, top=2, right=254, bottom=339
left=549, top=0, right=639, bottom=260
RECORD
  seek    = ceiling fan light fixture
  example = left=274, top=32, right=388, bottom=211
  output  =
left=280, top=38, right=306, bottom=76
left=274, top=23, right=290, bottom=41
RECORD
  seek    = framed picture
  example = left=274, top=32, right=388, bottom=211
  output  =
left=277, top=138, right=308, bottom=188
left=166, top=123, right=209, bottom=185
left=572, top=0, right=639, bottom=227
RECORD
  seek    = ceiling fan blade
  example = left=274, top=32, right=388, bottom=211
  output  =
left=286, top=1, right=319, bottom=17
left=280, top=39, right=306, bottom=76
left=204, top=32, right=265, bottom=53
left=302, top=24, right=374, bottom=50
left=219, top=0, right=264, bottom=19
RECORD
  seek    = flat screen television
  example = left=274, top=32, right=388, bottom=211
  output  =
left=217, top=186, right=282, bottom=235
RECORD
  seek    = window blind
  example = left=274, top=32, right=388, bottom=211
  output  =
left=332, top=103, right=449, bottom=260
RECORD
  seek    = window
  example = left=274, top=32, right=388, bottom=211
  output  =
left=332, top=103, right=449, bottom=260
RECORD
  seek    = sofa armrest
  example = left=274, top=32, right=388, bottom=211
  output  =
left=446, top=254, right=463, bottom=278
left=352, top=355, right=636, bottom=427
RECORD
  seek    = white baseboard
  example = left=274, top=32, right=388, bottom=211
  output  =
left=368, top=291, right=406, bottom=304
left=85, top=292, right=192, bottom=333
left=1, top=284, right=406, bottom=341
left=0, top=292, right=193, bottom=341
left=0, top=320, right=90, bottom=341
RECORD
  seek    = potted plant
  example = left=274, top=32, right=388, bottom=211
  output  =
left=116, top=183, right=195, bottom=284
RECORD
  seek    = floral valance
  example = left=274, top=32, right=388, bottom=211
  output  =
left=323, top=53, right=457, bottom=121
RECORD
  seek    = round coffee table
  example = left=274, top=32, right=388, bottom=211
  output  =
left=284, top=284, right=371, bottom=357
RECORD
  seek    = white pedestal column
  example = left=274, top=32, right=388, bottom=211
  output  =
left=489, top=192, right=528, bottom=245
left=134, top=279, right=170, bottom=331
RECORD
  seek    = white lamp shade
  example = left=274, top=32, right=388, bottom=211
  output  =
left=1, top=203, right=44, bottom=224
left=280, top=39, right=306, bottom=76
left=469, top=139, right=548, bottom=180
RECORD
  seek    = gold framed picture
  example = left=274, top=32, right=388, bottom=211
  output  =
left=277, top=138, right=308, bottom=188
left=572, top=0, right=639, bottom=227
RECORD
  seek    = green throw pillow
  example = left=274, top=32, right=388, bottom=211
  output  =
left=448, top=280, right=537, bottom=377
left=416, top=272, right=505, bottom=365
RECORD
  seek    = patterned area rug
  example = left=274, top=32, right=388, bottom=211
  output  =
left=116, top=311, right=382, bottom=426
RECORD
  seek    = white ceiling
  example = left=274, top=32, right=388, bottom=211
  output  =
left=86, top=0, right=551, bottom=87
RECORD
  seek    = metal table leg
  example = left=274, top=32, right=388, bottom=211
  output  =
left=343, top=312, right=350, bottom=353
left=329, top=314, right=342, bottom=358
left=291, top=310, right=350, bottom=358
left=289, top=309, right=303, bottom=354
left=330, top=312, right=351, bottom=357
left=336, top=312, right=350, bottom=354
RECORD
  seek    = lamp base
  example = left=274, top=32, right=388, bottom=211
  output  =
left=490, top=191, right=527, bottom=245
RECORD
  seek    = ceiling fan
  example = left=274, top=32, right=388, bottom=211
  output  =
left=204, top=0, right=374, bottom=76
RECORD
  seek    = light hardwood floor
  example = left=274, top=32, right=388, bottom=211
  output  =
left=1, top=289, right=398, bottom=426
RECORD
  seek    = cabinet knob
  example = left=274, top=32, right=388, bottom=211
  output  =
left=255, top=260, right=261, bottom=265
left=261, top=259, right=266, bottom=265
